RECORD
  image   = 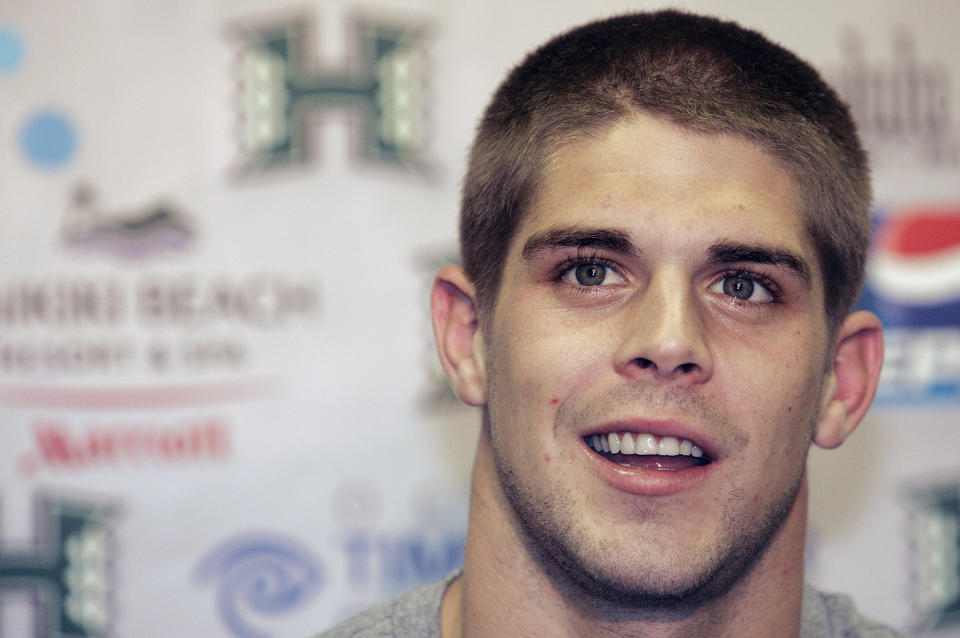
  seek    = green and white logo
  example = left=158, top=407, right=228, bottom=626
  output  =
left=908, top=479, right=960, bottom=633
left=0, top=494, right=117, bottom=638
left=231, top=13, right=430, bottom=173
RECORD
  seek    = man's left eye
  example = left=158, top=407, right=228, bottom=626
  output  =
left=710, top=274, right=774, bottom=302
left=562, top=263, right=625, bottom=286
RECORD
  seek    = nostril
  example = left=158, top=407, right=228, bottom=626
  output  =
left=678, top=363, right=697, bottom=374
left=635, top=358, right=655, bottom=370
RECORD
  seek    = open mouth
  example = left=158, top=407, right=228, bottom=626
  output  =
left=584, top=432, right=711, bottom=470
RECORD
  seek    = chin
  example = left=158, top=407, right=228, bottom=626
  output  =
left=549, top=539, right=758, bottom=610
left=493, top=437, right=805, bottom=611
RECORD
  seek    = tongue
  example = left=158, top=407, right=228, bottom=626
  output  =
left=607, top=453, right=705, bottom=471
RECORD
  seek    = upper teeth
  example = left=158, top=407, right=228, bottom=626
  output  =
left=589, top=432, right=703, bottom=458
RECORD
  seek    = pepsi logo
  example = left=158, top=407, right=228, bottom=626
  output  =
left=859, top=206, right=960, bottom=330
left=858, top=205, right=960, bottom=403
left=869, top=207, right=960, bottom=306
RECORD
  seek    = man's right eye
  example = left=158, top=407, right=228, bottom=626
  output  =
left=562, top=262, right=625, bottom=286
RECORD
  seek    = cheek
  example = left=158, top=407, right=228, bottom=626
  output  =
left=484, top=337, right=553, bottom=428
left=493, top=315, right=607, bottom=392
left=716, top=318, right=824, bottom=393
left=758, top=371, right=824, bottom=468
left=712, top=336, right=824, bottom=452
left=485, top=322, right=610, bottom=449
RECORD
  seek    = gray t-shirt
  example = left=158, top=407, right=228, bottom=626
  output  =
left=315, top=572, right=905, bottom=638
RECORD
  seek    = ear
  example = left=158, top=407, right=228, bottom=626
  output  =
left=431, top=264, right=487, bottom=406
left=813, top=311, right=884, bottom=449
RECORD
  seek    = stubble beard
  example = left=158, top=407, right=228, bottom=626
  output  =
left=487, top=385, right=812, bottom=612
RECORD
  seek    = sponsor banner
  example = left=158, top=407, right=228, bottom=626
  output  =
left=0, top=492, right=119, bottom=638
left=228, top=11, right=431, bottom=174
left=905, top=475, right=960, bottom=634
left=858, top=207, right=960, bottom=403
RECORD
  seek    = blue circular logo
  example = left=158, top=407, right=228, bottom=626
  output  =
left=0, top=28, right=24, bottom=73
left=20, top=110, right=78, bottom=168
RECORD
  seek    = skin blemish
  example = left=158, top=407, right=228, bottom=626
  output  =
left=549, top=398, right=559, bottom=404
left=544, top=454, right=551, bottom=462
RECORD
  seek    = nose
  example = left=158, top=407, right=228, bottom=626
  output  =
left=613, top=271, right=713, bottom=384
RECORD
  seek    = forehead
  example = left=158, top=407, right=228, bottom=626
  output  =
left=516, top=114, right=813, bottom=263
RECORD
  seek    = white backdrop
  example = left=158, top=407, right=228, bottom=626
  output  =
left=1, top=1, right=959, bottom=637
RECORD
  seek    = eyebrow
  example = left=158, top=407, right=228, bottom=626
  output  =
left=521, top=226, right=637, bottom=260
left=520, top=227, right=813, bottom=286
left=707, top=242, right=812, bottom=287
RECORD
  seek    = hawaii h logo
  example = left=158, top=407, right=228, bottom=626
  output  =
left=0, top=493, right=118, bottom=638
left=908, top=477, right=960, bottom=633
left=230, top=11, right=431, bottom=174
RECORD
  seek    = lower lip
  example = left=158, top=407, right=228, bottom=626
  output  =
left=581, top=441, right=716, bottom=496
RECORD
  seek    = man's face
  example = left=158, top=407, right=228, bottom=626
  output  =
left=480, top=114, right=832, bottom=604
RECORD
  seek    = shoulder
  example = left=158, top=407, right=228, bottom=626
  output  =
left=801, top=585, right=906, bottom=638
left=311, top=572, right=458, bottom=638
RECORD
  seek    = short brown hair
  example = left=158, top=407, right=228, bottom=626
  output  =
left=460, top=10, right=871, bottom=333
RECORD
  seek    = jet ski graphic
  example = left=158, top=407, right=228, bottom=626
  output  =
left=61, top=184, right=195, bottom=260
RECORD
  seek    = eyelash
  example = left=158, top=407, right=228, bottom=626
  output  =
left=552, top=253, right=622, bottom=286
left=551, top=254, right=783, bottom=305
left=714, top=269, right=783, bottom=305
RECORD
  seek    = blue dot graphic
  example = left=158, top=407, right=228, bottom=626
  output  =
left=20, top=110, right=77, bottom=168
left=0, top=28, right=24, bottom=73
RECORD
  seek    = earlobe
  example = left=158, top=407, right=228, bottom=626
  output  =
left=813, top=311, right=884, bottom=449
left=431, top=265, right=487, bottom=406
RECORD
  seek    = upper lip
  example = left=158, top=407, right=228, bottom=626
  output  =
left=581, top=418, right=721, bottom=460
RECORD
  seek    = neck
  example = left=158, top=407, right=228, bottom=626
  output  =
left=440, top=428, right=808, bottom=638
